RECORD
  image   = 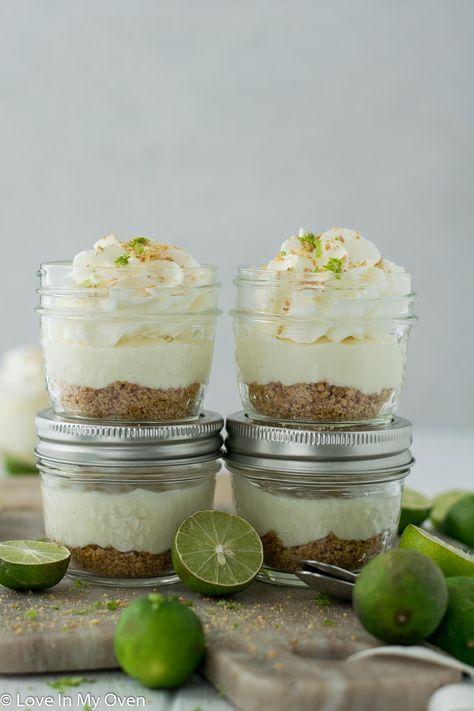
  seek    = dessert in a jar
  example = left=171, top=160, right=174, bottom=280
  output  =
left=232, top=227, right=416, bottom=424
left=225, top=413, right=413, bottom=586
left=35, top=409, right=223, bottom=585
left=38, top=236, right=220, bottom=421
left=0, top=345, right=50, bottom=473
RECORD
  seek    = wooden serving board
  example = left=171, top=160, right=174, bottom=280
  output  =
left=0, top=489, right=460, bottom=711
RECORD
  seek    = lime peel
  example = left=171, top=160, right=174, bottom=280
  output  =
left=399, top=525, right=474, bottom=578
left=0, top=540, right=70, bottom=591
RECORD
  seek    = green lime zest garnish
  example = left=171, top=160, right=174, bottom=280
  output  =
left=313, top=239, right=322, bottom=259
left=25, top=609, right=39, bottom=620
left=298, top=232, right=318, bottom=249
left=115, top=254, right=130, bottom=266
left=48, top=677, right=95, bottom=695
left=314, top=592, right=332, bottom=606
left=325, top=257, right=344, bottom=274
left=127, top=237, right=149, bottom=255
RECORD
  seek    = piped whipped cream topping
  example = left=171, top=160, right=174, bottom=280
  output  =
left=43, top=236, right=219, bottom=348
left=268, top=227, right=387, bottom=275
left=240, top=227, right=413, bottom=344
left=72, top=235, right=204, bottom=289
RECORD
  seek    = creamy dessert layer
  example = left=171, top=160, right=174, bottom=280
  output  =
left=43, top=339, right=213, bottom=390
left=43, top=477, right=215, bottom=556
left=232, top=475, right=401, bottom=546
left=236, top=334, right=405, bottom=393
left=232, top=476, right=400, bottom=573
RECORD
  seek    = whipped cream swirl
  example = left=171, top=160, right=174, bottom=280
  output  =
left=42, top=236, right=219, bottom=347
left=72, top=235, right=205, bottom=289
left=240, top=227, right=413, bottom=343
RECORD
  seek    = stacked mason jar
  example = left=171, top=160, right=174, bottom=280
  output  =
left=35, top=249, right=417, bottom=588
left=35, top=260, right=224, bottom=586
left=225, top=263, right=418, bottom=586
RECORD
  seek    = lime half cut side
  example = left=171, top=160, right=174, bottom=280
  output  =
left=0, top=540, right=71, bottom=591
left=398, top=488, right=433, bottom=533
left=399, top=525, right=474, bottom=578
left=172, top=510, right=263, bottom=596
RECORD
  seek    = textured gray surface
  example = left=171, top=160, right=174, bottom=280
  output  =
left=0, top=510, right=460, bottom=711
left=1, top=0, right=474, bottom=425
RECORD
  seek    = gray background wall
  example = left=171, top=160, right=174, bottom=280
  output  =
left=1, top=0, right=473, bottom=425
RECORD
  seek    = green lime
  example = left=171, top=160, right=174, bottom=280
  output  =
left=429, top=577, right=474, bottom=666
left=444, top=494, right=474, bottom=548
left=399, top=525, right=474, bottom=577
left=114, top=593, right=205, bottom=688
left=0, top=540, right=70, bottom=591
left=430, top=490, right=469, bottom=532
left=172, top=510, right=263, bottom=596
left=4, top=455, right=37, bottom=475
left=398, top=488, right=433, bottom=533
left=353, top=549, right=447, bottom=644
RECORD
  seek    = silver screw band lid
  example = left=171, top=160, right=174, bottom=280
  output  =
left=224, top=413, right=413, bottom=475
left=35, top=409, right=224, bottom=466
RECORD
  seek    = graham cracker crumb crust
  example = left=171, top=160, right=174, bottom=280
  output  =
left=247, top=381, right=393, bottom=421
left=51, top=379, right=201, bottom=420
left=68, top=543, right=172, bottom=577
left=261, top=531, right=386, bottom=572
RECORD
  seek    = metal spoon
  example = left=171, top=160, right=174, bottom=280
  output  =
left=299, top=559, right=358, bottom=583
left=295, top=559, right=358, bottom=600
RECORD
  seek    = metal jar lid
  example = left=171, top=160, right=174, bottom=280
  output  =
left=35, top=409, right=224, bottom=467
left=224, top=413, right=413, bottom=476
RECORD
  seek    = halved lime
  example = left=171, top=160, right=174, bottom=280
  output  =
left=398, top=488, right=433, bottom=533
left=172, top=510, right=263, bottom=596
left=399, top=525, right=474, bottom=578
left=0, top=540, right=70, bottom=591
left=430, top=490, right=469, bottom=532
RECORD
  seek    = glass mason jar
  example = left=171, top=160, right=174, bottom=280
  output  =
left=225, top=413, right=413, bottom=587
left=35, top=409, right=223, bottom=586
left=37, top=262, right=221, bottom=421
left=232, top=267, right=416, bottom=425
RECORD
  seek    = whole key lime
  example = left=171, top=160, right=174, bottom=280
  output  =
left=444, top=494, right=474, bottom=548
left=353, top=549, right=448, bottom=644
left=429, top=577, right=474, bottom=666
left=114, top=593, right=205, bottom=688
